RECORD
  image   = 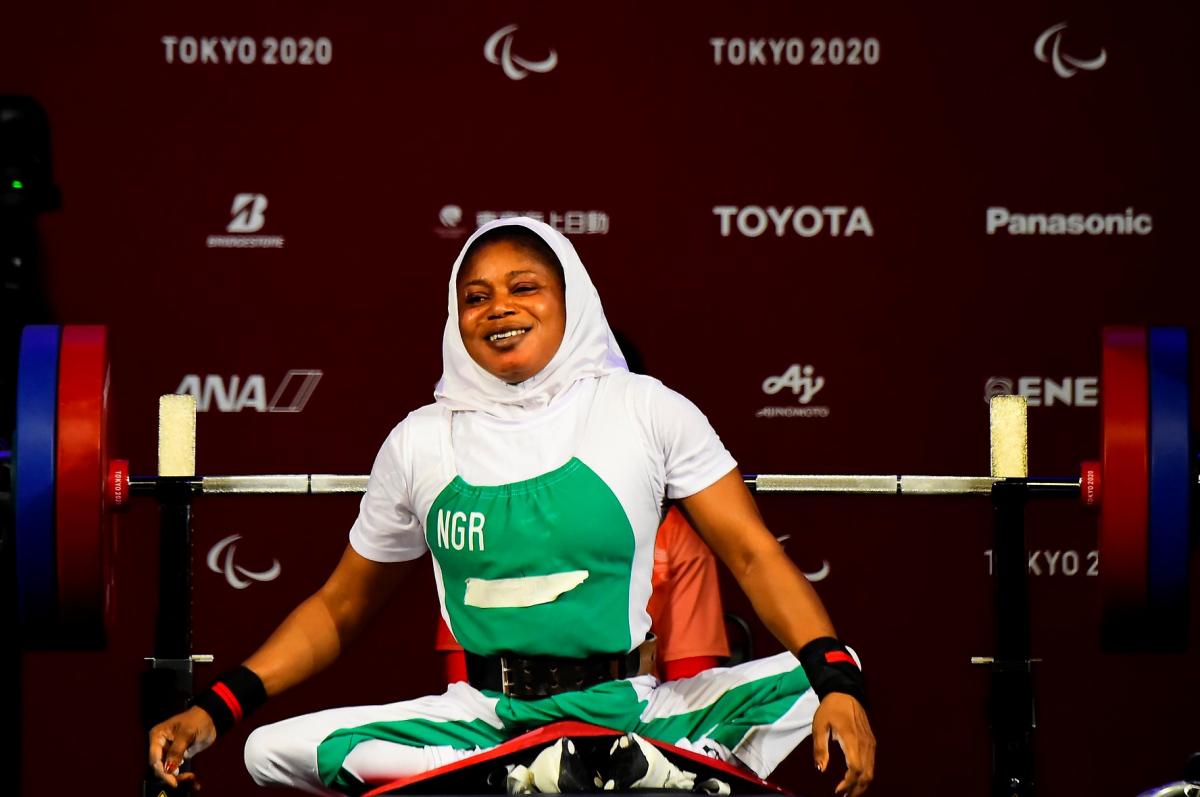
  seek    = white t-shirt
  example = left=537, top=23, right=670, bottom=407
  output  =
left=350, top=374, right=734, bottom=559
left=348, top=371, right=737, bottom=646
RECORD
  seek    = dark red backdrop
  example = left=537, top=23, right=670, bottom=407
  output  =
left=3, top=2, right=1198, bottom=795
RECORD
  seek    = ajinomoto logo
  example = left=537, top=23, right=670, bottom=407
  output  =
left=207, top=193, right=285, bottom=248
left=756, top=364, right=830, bottom=419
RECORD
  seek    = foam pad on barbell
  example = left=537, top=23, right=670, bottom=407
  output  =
left=55, top=325, right=114, bottom=647
left=14, top=325, right=61, bottom=641
left=1100, top=326, right=1150, bottom=648
left=1147, top=326, right=1191, bottom=646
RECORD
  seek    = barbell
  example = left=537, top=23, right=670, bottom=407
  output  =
left=5, top=324, right=1195, bottom=651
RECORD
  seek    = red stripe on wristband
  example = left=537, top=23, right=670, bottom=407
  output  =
left=824, top=651, right=858, bottom=667
left=212, top=682, right=244, bottom=722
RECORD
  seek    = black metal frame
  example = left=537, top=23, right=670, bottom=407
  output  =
left=984, top=477, right=1079, bottom=797
left=140, top=477, right=197, bottom=797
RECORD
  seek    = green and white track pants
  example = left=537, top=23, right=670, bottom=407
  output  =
left=244, top=652, right=817, bottom=796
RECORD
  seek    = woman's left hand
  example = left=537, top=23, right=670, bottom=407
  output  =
left=812, top=692, right=875, bottom=796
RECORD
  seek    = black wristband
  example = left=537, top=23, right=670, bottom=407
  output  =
left=796, top=637, right=868, bottom=708
left=193, top=666, right=267, bottom=736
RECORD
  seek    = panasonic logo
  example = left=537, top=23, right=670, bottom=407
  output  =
left=986, top=207, right=1152, bottom=236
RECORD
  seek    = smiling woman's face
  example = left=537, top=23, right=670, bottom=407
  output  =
left=457, top=240, right=566, bottom=384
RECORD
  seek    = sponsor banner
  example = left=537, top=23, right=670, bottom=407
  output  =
left=208, top=194, right=285, bottom=249
left=985, top=207, right=1152, bottom=236
left=757, top=364, right=830, bottom=419
left=437, top=205, right=610, bottom=239
left=714, top=206, right=873, bottom=238
left=984, top=376, right=1098, bottom=407
left=162, top=35, right=332, bottom=66
left=175, top=370, right=322, bottom=413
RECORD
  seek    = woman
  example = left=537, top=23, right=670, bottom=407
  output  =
left=148, top=217, right=875, bottom=796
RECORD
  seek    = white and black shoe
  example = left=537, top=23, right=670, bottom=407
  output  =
left=594, top=733, right=697, bottom=792
left=506, top=738, right=593, bottom=794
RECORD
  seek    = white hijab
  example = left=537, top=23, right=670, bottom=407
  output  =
left=434, top=217, right=628, bottom=418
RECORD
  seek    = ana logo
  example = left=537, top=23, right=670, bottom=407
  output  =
left=713, top=206, right=874, bottom=238
left=207, top=534, right=281, bottom=590
left=207, top=193, right=285, bottom=248
left=484, top=24, right=557, bottom=80
left=175, top=370, right=323, bottom=413
left=984, top=376, right=1098, bottom=407
left=757, top=365, right=830, bottom=419
left=1034, top=22, right=1107, bottom=79
left=227, top=193, right=267, bottom=232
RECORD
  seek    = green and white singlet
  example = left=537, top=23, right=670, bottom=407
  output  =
left=245, top=375, right=819, bottom=796
left=352, top=373, right=736, bottom=657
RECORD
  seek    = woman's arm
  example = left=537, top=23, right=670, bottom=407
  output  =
left=680, top=469, right=875, bottom=797
left=679, top=476, right=835, bottom=652
left=149, top=544, right=416, bottom=787
left=246, top=544, right=416, bottom=694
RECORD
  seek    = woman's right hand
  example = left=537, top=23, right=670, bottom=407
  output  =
left=148, top=706, right=217, bottom=788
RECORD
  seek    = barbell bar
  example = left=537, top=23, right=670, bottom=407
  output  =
left=6, top=324, right=1195, bottom=651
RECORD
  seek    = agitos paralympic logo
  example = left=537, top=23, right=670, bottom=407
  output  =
left=1033, top=22, right=1107, bottom=79
left=484, top=24, right=557, bottom=80
left=207, top=534, right=281, bottom=590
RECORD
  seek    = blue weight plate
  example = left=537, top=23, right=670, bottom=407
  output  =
left=14, top=325, right=61, bottom=639
left=1147, top=326, right=1191, bottom=642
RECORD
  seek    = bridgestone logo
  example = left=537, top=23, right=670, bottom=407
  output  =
left=986, top=207, right=1152, bottom=236
left=206, top=235, right=285, bottom=248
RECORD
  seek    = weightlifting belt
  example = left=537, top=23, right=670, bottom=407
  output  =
left=466, top=636, right=657, bottom=698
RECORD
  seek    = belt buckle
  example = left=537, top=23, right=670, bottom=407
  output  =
left=501, top=654, right=512, bottom=696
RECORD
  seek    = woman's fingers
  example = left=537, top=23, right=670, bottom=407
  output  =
left=811, top=708, right=831, bottom=772
left=149, top=713, right=204, bottom=788
left=818, top=694, right=875, bottom=796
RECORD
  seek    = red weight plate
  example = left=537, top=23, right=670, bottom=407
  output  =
left=1099, top=327, right=1150, bottom=647
left=55, top=325, right=113, bottom=647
